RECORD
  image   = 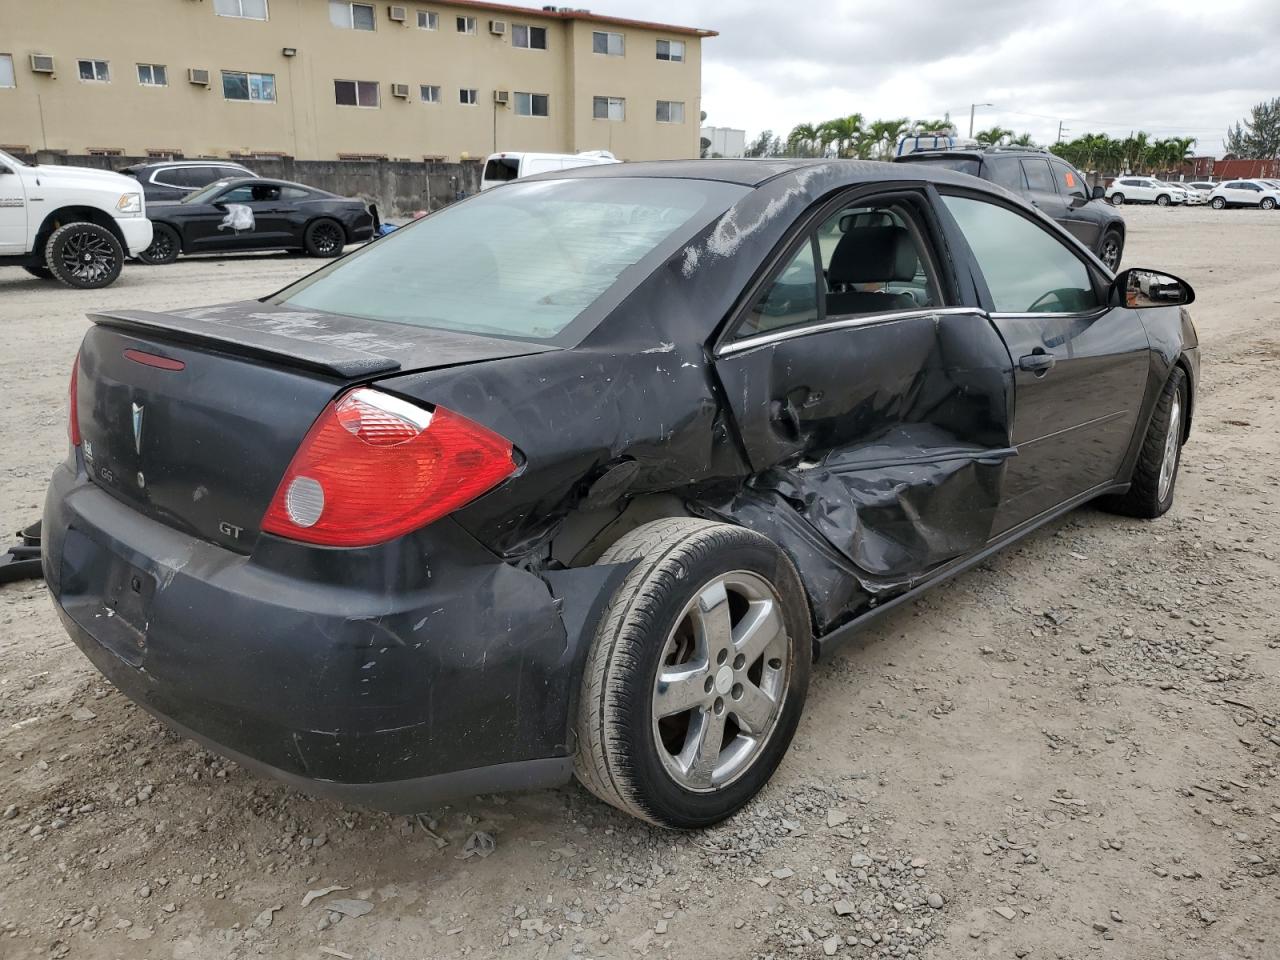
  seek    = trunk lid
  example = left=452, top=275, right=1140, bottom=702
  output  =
left=77, top=301, right=555, bottom=553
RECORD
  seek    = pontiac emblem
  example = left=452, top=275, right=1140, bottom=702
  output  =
left=131, top=402, right=144, bottom=455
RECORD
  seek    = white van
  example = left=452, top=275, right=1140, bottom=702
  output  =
left=480, top=151, right=619, bottom=190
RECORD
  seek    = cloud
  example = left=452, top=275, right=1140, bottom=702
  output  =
left=606, top=0, right=1280, bottom=154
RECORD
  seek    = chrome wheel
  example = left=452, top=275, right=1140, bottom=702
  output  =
left=60, top=230, right=118, bottom=284
left=651, top=571, right=790, bottom=792
left=1100, top=236, right=1121, bottom=271
left=1158, top=392, right=1182, bottom=503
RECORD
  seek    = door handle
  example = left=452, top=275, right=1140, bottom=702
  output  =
left=1018, top=350, right=1056, bottom=375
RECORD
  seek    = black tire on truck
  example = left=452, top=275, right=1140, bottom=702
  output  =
left=44, top=222, right=124, bottom=289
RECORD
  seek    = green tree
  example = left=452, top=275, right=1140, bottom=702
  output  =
left=865, top=117, right=911, bottom=160
left=786, top=123, right=822, bottom=158
left=744, top=129, right=780, bottom=158
left=1009, top=131, right=1036, bottom=147
left=1225, top=98, right=1280, bottom=158
left=818, top=114, right=865, bottom=159
left=975, top=126, right=1015, bottom=146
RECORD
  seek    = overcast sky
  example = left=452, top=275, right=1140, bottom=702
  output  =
left=604, top=0, right=1278, bottom=155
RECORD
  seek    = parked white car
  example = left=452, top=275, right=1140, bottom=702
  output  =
left=1172, top=181, right=1207, bottom=205
left=1208, top=179, right=1280, bottom=210
left=480, top=151, right=620, bottom=190
left=1106, top=176, right=1188, bottom=206
left=0, top=148, right=151, bottom=288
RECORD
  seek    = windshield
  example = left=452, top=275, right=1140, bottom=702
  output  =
left=0, top=148, right=26, bottom=169
left=273, top=177, right=749, bottom=343
left=182, top=180, right=232, bottom=204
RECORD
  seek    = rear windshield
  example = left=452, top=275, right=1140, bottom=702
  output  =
left=274, top=177, right=748, bottom=343
left=898, top=155, right=981, bottom=177
left=483, top=157, right=520, bottom=183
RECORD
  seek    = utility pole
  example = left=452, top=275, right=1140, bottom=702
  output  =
left=1057, top=121, right=1069, bottom=144
left=969, top=103, right=992, bottom=138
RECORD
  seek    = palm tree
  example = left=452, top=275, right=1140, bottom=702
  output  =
left=865, top=117, right=910, bottom=160
left=786, top=123, right=821, bottom=158
left=1009, top=131, right=1036, bottom=147
left=975, top=126, right=1015, bottom=146
left=912, top=116, right=953, bottom=134
left=819, top=114, right=865, bottom=159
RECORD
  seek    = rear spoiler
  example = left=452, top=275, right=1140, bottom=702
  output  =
left=90, top=307, right=401, bottom=378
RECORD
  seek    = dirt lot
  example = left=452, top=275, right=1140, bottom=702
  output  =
left=1, top=209, right=1278, bottom=960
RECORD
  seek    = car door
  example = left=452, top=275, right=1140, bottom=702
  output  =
left=0, top=162, right=26, bottom=254
left=1021, top=158, right=1069, bottom=224
left=1050, top=159, right=1101, bottom=250
left=937, top=191, right=1151, bottom=533
left=713, top=187, right=1017, bottom=585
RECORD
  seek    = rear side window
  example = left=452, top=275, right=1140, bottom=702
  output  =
left=275, top=177, right=749, bottom=343
left=943, top=195, right=1099, bottom=314
left=483, top=157, right=519, bottom=182
left=1021, top=159, right=1056, bottom=193
left=153, top=166, right=208, bottom=188
left=985, top=157, right=1025, bottom=193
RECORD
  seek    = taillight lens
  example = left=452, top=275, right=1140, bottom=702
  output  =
left=261, top=388, right=516, bottom=547
left=69, top=356, right=82, bottom=447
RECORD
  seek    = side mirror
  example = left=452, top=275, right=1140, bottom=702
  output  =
left=1091, top=184, right=1105, bottom=200
left=1111, top=268, right=1195, bottom=308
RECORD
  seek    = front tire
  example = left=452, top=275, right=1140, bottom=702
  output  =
left=1262, top=197, right=1276, bottom=211
left=44, top=222, right=124, bottom=289
left=574, top=518, right=811, bottom=829
left=1099, top=367, right=1187, bottom=519
left=1110, top=193, right=1125, bottom=206
left=1156, top=193, right=1170, bottom=207
left=137, top=222, right=180, bottom=265
left=1211, top=197, right=1226, bottom=209
left=304, top=218, right=346, bottom=258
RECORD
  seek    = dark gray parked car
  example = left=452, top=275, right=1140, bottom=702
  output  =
left=120, top=160, right=258, bottom=203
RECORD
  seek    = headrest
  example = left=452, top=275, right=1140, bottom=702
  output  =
left=828, top=225, right=919, bottom=284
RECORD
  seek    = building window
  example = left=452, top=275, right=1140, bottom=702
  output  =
left=512, top=24, right=547, bottom=49
left=592, top=31, right=624, bottom=56
left=78, top=59, right=110, bottom=82
left=420, top=84, right=440, bottom=103
left=213, top=0, right=268, bottom=20
left=656, top=39, right=685, bottom=62
left=514, top=92, right=549, bottom=117
left=222, top=70, right=276, bottom=102
left=459, top=87, right=477, bottom=105
left=656, top=100, right=685, bottom=123
left=330, top=1, right=375, bottom=30
left=592, top=96, right=625, bottom=121
left=417, top=10, right=437, bottom=29
left=456, top=16, right=476, bottom=34
left=137, top=63, right=167, bottom=86
left=87, top=147, right=124, bottom=157
left=0, top=55, right=15, bottom=88
left=334, top=79, right=379, bottom=107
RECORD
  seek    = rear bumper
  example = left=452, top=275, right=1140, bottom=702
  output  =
left=43, top=462, right=622, bottom=811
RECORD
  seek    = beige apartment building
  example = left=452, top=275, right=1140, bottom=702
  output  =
left=0, top=0, right=713, bottom=162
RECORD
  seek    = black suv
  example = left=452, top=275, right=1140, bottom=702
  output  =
left=895, top=147, right=1124, bottom=270
left=119, top=160, right=258, bottom=203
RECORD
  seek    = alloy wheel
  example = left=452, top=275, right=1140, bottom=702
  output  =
left=60, top=230, right=119, bottom=285
left=1158, top=392, right=1182, bottom=503
left=145, top=231, right=175, bottom=263
left=650, top=571, right=790, bottom=792
left=1101, top=238, right=1121, bottom=271
left=312, top=223, right=343, bottom=255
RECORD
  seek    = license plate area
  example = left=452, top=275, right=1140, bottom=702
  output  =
left=60, top=528, right=157, bottom=667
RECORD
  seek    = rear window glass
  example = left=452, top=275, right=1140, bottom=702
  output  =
left=274, top=177, right=749, bottom=343
left=899, top=155, right=980, bottom=177
left=483, top=157, right=520, bottom=182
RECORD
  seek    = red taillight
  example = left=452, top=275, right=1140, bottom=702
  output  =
left=261, top=388, right=516, bottom=547
left=69, top=356, right=82, bottom=447
left=124, top=348, right=186, bottom=371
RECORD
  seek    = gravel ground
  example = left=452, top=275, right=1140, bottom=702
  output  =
left=1, top=208, right=1278, bottom=960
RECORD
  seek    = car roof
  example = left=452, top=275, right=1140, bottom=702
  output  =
left=546, top=157, right=999, bottom=190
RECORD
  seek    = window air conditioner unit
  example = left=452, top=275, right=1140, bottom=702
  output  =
left=489, top=19, right=507, bottom=35
left=493, top=89, right=509, bottom=104
left=30, top=54, right=55, bottom=73
left=388, top=5, right=407, bottom=22
left=188, top=68, right=211, bottom=86
left=391, top=83, right=410, bottom=98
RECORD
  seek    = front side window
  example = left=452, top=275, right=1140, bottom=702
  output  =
left=0, top=54, right=14, bottom=88
left=330, top=1, right=375, bottom=29
left=274, top=177, right=749, bottom=344
left=1021, top=158, right=1056, bottom=193
left=592, top=30, right=624, bottom=55
left=514, top=92, right=549, bottom=117
left=656, top=100, right=685, bottom=123
left=334, top=79, right=379, bottom=107
left=213, top=0, right=268, bottom=19
left=420, top=84, right=440, bottom=103
left=656, top=39, right=685, bottom=61
left=943, top=195, right=1099, bottom=314
left=459, top=87, right=477, bottom=105
left=1053, top=161, right=1087, bottom=201
left=137, top=63, right=167, bottom=86
left=456, top=16, right=476, bottom=33
left=593, top=96, right=625, bottom=121
left=512, top=24, right=547, bottom=49
left=222, top=70, right=276, bottom=102
left=417, top=10, right=437, bottom=29
left=78, top=59, right=110, bottom=82
left=220, top=183, right=282, bottom=203
left=743, top=239, right=818, bottom=336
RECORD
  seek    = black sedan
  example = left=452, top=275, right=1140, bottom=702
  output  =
left=138, top=177, right=375, bottom=263
left=45, top=160, right=1198, bottom=828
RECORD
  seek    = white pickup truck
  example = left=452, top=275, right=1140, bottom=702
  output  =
left=0, top=149, right=152, bottom=288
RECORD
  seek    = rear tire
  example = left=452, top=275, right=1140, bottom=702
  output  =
left=45, top=222, right=124, bottom=289
left=304, top=218, right=345, bottom=258
left=1098, top=228, right=1123, bottom=271
left=1211, top=197, right=1226, bottom=210
left=22, top=264, right=55, bottom=280
left=137, top=222, right=180, bottom=265
left=1098, top=367, right=1187, bottom=519
left=1110, top=193, right=1125, bottom=206
left=574, top=518, right=811, bottom=829
left=1262, top=197, right=1277, bottom=211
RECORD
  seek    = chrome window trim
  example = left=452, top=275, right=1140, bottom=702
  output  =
left=717, top=306, right=980, bottom=357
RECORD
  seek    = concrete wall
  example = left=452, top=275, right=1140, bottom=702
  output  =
left=0, top=0, right=710, bottom=162
left=16, top=151, right=483, bottom=217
